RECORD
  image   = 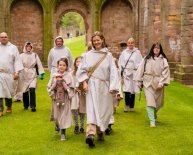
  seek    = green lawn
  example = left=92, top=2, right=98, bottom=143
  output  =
left=64, top=35, right=86, bottom=59
left=0, top=36, right=193, bottom=155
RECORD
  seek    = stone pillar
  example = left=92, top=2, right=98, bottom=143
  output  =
left=92, top=0, right=101, bottom=32
left=43, top=8, right=53, bottom=64
left=2, top=0, right=10, bottom=34
left=138, top=0, right=149, bottom=55
left=0, top=0, right=4, bottom=32
left=134, top=0, right=139, bottom=46
left=161, top=0, right=181, bottom=78
left=174, top=0, right=193, bottom=84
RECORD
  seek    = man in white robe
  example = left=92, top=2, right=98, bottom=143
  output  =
left=47, top=36, right=73, bottom=76
left=0, top=32, right=23, bottom=116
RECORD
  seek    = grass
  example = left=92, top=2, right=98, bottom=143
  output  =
left=0, top=36, right=193, bottom=155
left=64, top=35, right=86, bottom=59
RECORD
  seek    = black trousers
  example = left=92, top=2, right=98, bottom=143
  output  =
left=124, top=92, right=135, bottom=108
left=23, top=88, right=36, bottom=109
left=0, top=98, right=12, bottom=112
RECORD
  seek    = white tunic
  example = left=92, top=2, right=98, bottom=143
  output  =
left=76, top=48, right=120, bottom=131
left=47, top=37, right=73, bottom=76
left=119, top=47, right=142, bottom=93
left=0, top=42, right=23, bottom=98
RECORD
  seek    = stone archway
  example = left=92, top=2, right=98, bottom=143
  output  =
left=53, top=0, right=92, bottom=44
left=10, top=0, right=44, bottom=59
left=100, top=0, right=134, bottom=57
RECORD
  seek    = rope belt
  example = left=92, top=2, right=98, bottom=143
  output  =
left=144, top=73, right=160, bottom=77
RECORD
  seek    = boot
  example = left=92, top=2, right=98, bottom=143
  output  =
left=55, top=124, right=60, bottom=134
left=124, top=105, right=129, bottom=112
left=105, top=124, right=112, bottom=135
left=80, top=128, right=84, bottom=133
left=61, top=129, right=66, bottom=141
left=98, top=133, right=104, bottom=141
left=6, top=107, right=12, bottom=113
left=74, top=126, right=79, bottom=134
left=86, top=134, right=95, bottom=147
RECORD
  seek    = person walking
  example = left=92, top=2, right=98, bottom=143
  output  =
left=119, top=37, right=142, bottom=112
left=0, top=32, right=23, bottom=116
left=47, top=58, right=74, bottom=140
left=76, top=31, right=119, bottom=147
left=71, top=56, right=86, bottom=134
left=134, top=42, right=170, bottom=127
left=18, top=42, right=44, bottom=112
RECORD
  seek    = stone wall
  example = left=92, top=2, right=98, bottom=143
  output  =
left=174, top=0, right=193, bottom=84
left=10, top=0, right=43, bottom=58
left=101, top=0, right=133, bottom=58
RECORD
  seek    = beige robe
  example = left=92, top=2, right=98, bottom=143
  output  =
left=76, top=48, right=120, bottom=131
left=134, top=55, right=170, bottom=109
left=48, top=72, right=74, bottom=129
left=0, top=42, right=23, bottom=98
left=18, top=50, right=44, bottom=93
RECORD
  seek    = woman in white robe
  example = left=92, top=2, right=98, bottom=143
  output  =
left=134, top=43, right=170, bottom=127
left=76, top=31, right=119, bottom=147
left=18, top=42, right=44, bottom=112
left=119, top=38, right=142, bottom=112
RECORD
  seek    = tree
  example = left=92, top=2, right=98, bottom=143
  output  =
left=61, top=12, right=85, bottom=32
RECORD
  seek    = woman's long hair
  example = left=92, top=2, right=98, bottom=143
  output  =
left=145, top=43, right=168, bottom=61
left=73, top=56, right=82, bottom=75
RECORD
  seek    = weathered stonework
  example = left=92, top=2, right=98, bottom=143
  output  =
left=0, top=0, right=193, bottom=84
left=100, top=0, right=134, bottom=58
left=161, top=0, right=181, bottom=77
left=53, top=0, right=92, bottom=43
left=10, top=0, right=43, bottom=58
left=174, top=0, right=193, bottom=84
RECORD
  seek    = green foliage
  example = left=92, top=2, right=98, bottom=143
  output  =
left=0, top=37, right=193, bottom=154
left=61, top=12, right=85, bottom=32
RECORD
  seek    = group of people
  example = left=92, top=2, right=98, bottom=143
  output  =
left=0, top=31, right=170, bottom=147
left=0, top=32, right=45, bottom=114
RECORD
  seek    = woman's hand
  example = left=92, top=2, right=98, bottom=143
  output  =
left=13, top=72, right=19, bottom=80
left=157, top=83, right=163, bottom=90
